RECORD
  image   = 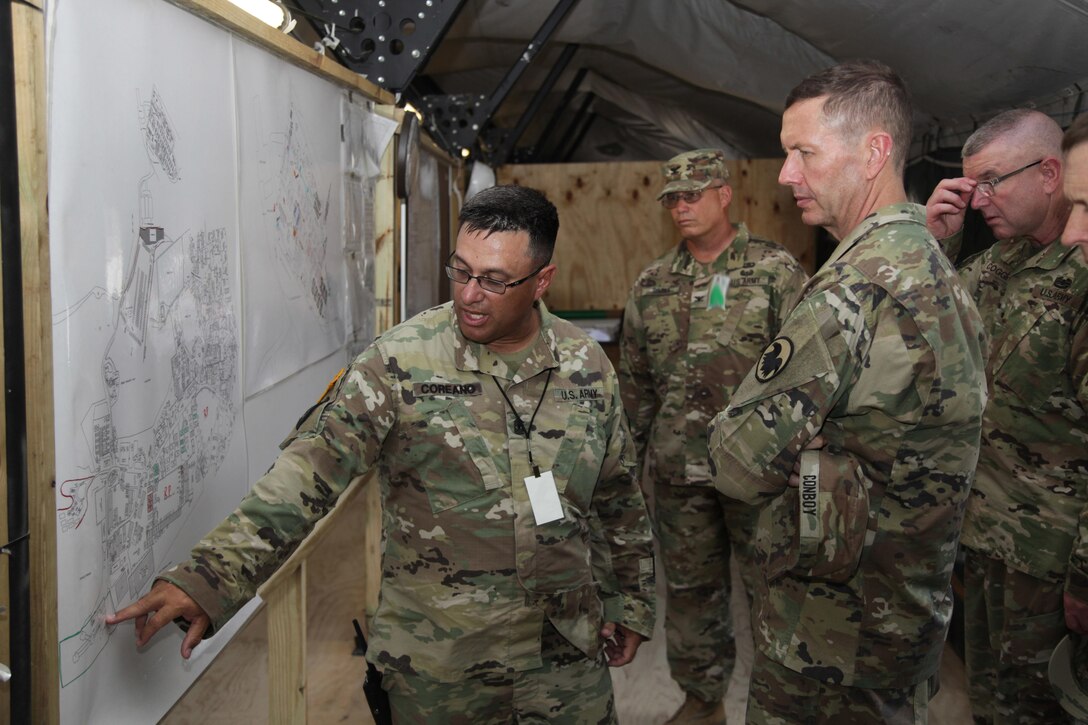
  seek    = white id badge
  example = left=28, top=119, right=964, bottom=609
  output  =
left=525, top=470, right=564, bottom=525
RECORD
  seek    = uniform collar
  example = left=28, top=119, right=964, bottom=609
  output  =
left=823, top=202, right=925, bottom=269
left=670, top=223, right=750, bottom=276
left=450, top=301, right=561, bottom=381
left=1004, top=235, right=1080, bottom=272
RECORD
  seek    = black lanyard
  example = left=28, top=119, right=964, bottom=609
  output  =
left=492, top=370, right=553, bottom=476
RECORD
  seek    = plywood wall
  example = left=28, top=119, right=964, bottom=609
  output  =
left=498, top=159, right=815, bottom=312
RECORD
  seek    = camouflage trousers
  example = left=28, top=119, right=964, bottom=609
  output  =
left=746, top=649, right=933, bottom=724
left=382, top=621, right=616, bottom=724
left=963, top=548, right=1076, bottom=724
left=654, top=481, right=742, bottom=702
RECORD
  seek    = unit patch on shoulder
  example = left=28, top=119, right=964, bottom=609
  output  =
left=755, top=336, right=794, bottom=382
left=317, top=368, right=346, bottom=403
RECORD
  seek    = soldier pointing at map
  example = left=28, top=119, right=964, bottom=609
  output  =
left=108, top=184, right=656, bottom=723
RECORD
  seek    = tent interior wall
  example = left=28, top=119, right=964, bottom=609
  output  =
left=2, top=0, right=1087, bottom=722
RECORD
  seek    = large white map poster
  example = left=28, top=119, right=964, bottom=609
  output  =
left=235, top=39, right=348, bottom=396
left=49, top=0, right=252, bottom=721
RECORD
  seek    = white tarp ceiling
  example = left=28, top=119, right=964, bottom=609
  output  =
left=420, top=0, right=1088, bottom=162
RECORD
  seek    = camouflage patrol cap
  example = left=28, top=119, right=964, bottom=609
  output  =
left=657, top=148, right=730, bottom=200
left=1049, top=634, right=1088, bottom=720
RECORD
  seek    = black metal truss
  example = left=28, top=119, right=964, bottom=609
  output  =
left=289, top=0, right=466, bottom=94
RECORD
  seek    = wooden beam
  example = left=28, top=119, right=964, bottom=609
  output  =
left=10, top=1, right=57, bottom=722
left=363, top=104, right=398, bottom=618
left=257, top=473, right=372, bottom=598
left=167, top=0, right=395, bottom=104
left=374, top=106, right=401, bottom=332
left=0, top=99, right=8, bottom=725
left=266, top=562, right=307, bottom=725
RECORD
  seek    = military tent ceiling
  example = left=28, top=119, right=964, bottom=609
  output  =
left=399, top=0, right=1088, bottom=163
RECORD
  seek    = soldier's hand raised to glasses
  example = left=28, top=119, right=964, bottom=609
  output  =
left=106, top=580, right=211, bottom=659
left=925, top=177, right=977, bottom=240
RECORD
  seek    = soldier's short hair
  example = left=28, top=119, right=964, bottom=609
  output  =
left=963, top=109, right=1039, bottom=157
left=785, top=59, right=913, bottom=173
left=458, top=184, right=559, bottom=264
left=1062, top=114, right=1088, bottom=156
left=963, top=109, right=1063, bottom=162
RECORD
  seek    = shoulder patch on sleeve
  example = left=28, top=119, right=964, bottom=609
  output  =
left=318, top=368, right=346, bottom=403
left=755, top=337, right=794, bottom=382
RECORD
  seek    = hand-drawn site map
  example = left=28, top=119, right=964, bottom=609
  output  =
left=54, top=84, right=244, bottom=688
left=238, top=39, right=347, bottom=395
left=48, top=2, right=252, bottom=720
left=49, top=2, right=359, bottom=721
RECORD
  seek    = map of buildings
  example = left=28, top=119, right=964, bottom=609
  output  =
left=55, top=88, right=242, bottom=687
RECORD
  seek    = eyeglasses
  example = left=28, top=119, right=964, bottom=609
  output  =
left=660, top=184, right=722, bottom=209
left=445, top=253, right=547, bottom=294
left=975, top=159, right=1043, bottom=198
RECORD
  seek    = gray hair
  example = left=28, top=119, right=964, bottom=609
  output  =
left=962, top=109, right=1063, bottom=160
left=785, top=59, right=913, bottom=172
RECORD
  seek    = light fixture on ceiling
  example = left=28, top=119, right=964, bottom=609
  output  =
left=227, top=0, right=294, bottom=32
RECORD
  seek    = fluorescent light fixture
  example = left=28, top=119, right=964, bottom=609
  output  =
left=227, top=0, right=287, bottom=28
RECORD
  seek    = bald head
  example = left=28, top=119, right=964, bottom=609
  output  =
left=963, top=109, right=1063, bottom=160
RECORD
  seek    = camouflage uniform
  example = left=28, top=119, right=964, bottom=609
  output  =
left=160, top=301, right=656, bottom=718
left=747, top=650, right=934, bottom=725
left=620, top=213, right=806, bottom=702
left=708, top=204, right=988, bottom=715
left=954, top=236, right=1088, bottom=724
left=385, top=622, right=615, bottom=724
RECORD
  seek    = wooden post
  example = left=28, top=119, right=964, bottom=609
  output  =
left=8, top=1, right=58, bottom=722
left=375, top=106, right=402, bottom=335
left=0, top=91, right=8, bottom=725
left=266, top=563, right=307, bottom=724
